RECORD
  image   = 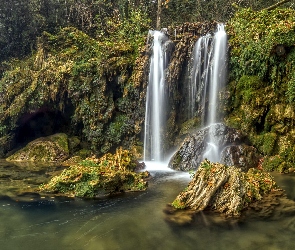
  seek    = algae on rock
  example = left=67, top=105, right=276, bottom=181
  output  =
left=172, top=160, right=278, bottom=217
left=6, top=133, right=72, bottom=162
left=39, top=148, right=149, bottom=197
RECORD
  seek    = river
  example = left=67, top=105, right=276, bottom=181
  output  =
left=0, top=160, right=295, bottom=250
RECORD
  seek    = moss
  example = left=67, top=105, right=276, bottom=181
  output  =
left=172, top=160, right=278, bottom=216
left=39, top=147, right=149, bottom=197
left=0, top=11, right=150, bottom=154
left=179, top=117, right=200, bottom=136
left=6, top=133, right=70, bottom=162
left=251, top=133, right=277, bottom=156
left=226, top=9, right=295, bottom=172
left=171, top=199, right=186, bottom=209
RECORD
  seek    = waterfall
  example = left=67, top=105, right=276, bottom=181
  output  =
left=189, top=24, right=228, bottom=162
left=188, top=34, right=210, bottom=123
left=189, top=24, right=227, bottom=125
left=204, top=24, right=228, bottom=162
left=144, top=30, right=169, bottom=161
left=207, top=24, right=227, bottom=125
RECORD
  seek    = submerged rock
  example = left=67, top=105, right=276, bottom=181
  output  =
left=6, top=133, right=71, bottom=162
left=168, top=123, right=258, bottom=171
left=171, top=160, right=278, bottom=217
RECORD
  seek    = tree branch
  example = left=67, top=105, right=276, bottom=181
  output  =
left=264, top=0, right=292, bottom=11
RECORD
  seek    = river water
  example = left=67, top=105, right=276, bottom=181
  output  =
left=0, top=160, right=295, bottom=250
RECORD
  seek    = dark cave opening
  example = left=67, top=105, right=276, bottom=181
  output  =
left=14, top=108, right=71, bottom=147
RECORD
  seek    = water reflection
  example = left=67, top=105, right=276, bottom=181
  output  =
left=0, top=161, right=295, bottom=250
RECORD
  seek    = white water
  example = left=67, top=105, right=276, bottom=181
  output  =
left=144, top=31, right=169, bottom=162
left=208, top=24, right=227, bottom=125
left=204, top=24, right=227, bottom=162
left=189, top=24, right=227, bottom=163
left=189, top=34, right=210, bottom=122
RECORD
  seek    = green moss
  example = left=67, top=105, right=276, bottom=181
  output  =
left=172, top=199, right=186, bottom=209
left=179, top=117, right=200, bottom=135
left=251, top=133, right=277, bottom=156
left=0, top=15, right=150, bottom=153
left=6, top=133, right=70, bottom=162
left=228, top=8, right=295, bottom=101
left=40, top=148, right=149, bottom=197
left=225, top=8, right=295, bottom=173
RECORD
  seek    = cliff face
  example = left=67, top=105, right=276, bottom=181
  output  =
left=0, top=21, right=219, bottom=158
left=0, top=26, right=149, bottom=156
left=225, top=8, right=295, bottom=173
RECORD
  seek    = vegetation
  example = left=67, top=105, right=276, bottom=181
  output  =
left=39, top=148, right=149, bottom=197
left=226, top=8, right=295, bottom=172
left=172, top=160, right=278, bottom=216
left=6, top=133, right=72, bottom=162
left=0, top=7, right=150, bottom=154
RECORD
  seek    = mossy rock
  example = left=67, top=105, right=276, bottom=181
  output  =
left=6, top=133, right=70, bottom=162
left=62, top=149, right=93, bottom=166
left=40, top=148, right=149, bottom=197
left=172, top=160, right=278, bottom=217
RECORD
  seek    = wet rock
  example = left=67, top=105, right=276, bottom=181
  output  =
left=220, top=145, right=261, bottom=172
left=243, top=189, right=295, bottom=220
left=40, top=148, right=150, bottom=198
left=168, top=123, right=249, bottom=171
left=163, top=204, right=195, bottom=225
left=6, top=133, right=70, bottom=163
left=171, top=160, right=278, bottom=217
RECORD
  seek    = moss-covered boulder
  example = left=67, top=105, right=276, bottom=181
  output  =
left=39, top=148, right=149, bottom=197
left=6, top=133, right=71, bottom=162
left=171, top=160, right=278, bottom=217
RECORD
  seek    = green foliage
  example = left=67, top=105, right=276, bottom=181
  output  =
left=0, top=7, right=150, bottom=153
left=228, top=8, right=295, bottom=101
left=171, top=198, right=186, bottom=209
left=6, top=133, right=70, bottom=162
left=39, top=148, right=149, bottom=197
left=226, top=8, right=295, bottom=172
left=244, top=168, right=277, bottom=202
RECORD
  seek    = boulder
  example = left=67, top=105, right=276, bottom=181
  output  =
left=220, top=145, right=261, bottom=172
left=6, top=133, right=70, bottom=162
left=168, top=123, right=253, bottom=171
left=171, top=160, right=279, bottom=217
left=40, top=148, right=149, bottom=197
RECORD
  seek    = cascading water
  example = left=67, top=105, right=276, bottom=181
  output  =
left=189, top=24, right=228, bottom=162
left=144, top=30, right=169, bottom=162
left=207, top=24, right=227, bottom=125
left=188, top=34, right=210, bottom=123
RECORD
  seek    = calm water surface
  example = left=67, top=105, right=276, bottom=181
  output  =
left=0, top=160, right=295, bottom=250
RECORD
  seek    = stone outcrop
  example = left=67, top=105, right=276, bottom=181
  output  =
left=168, top=123, right=260, bottom=171
left=171, top=160, right=279, bottom=217
left=220, top=145, right=261, bottom=172
left=40, top=148, right=149, bottom=197
left=6, top=133, right=73, bottom=162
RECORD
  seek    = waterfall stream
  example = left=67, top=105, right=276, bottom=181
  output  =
left=144, top=30, right=169, bottom=162
left=189, top=24, right=227, bottom=126
left=203, top=24, right=227, bottom=162
left=144, top=24, right=227, bottom=164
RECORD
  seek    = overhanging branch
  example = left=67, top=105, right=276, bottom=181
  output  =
left=264, top=0, right=292, bottom=11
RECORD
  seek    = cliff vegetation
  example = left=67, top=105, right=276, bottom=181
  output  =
left=226, top=8, right=295, bottom=173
